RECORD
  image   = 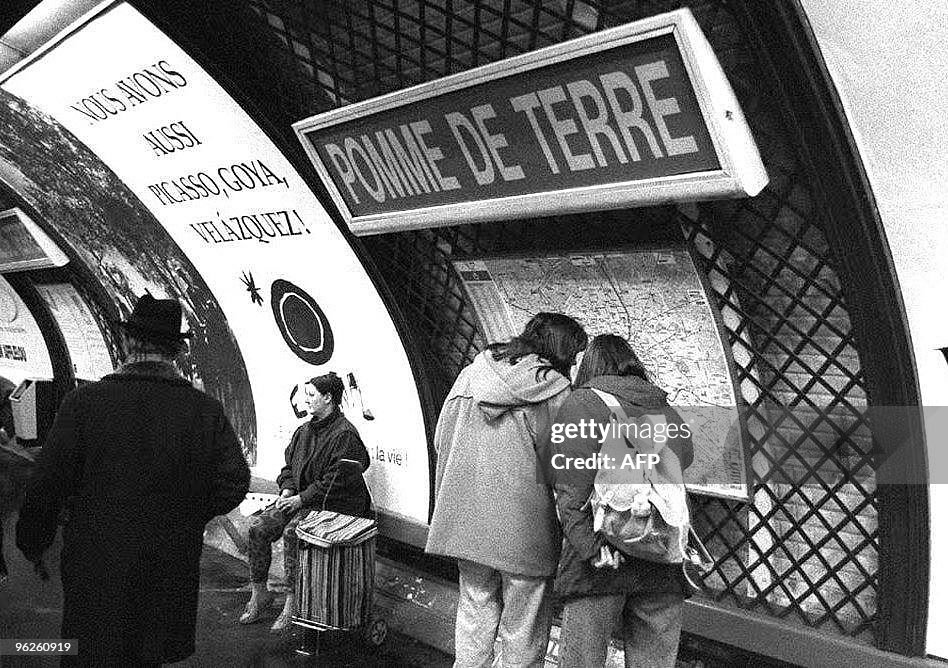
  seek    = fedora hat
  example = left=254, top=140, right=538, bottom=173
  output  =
left=120, top=294, right=192, bottom=341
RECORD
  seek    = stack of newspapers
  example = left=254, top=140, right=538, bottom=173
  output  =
left=296, top=511, right=378, bottom=629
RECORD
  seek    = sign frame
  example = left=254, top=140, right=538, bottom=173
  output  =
left=293, top=8, right=767, bottom=236
left=0, top=208, right=70, bottom=272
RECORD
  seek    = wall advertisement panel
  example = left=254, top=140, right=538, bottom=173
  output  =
left=0, top=274, right=54, bottom=384
left=1, top=1, right=430, bottom=529
left=35, top=283, right=114, bottom=381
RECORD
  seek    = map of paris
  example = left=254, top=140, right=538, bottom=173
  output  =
left=455, top=250, right=748, bottom=499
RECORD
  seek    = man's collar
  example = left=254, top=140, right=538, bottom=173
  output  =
left=115, top=360, right=182, bottom=379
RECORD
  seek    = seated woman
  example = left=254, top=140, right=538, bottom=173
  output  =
left=541, top=334, right=694, bottom=668
left=239, top=372, right=371, bottom=632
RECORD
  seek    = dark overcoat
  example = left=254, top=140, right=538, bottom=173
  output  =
left=16, top=362, right=250, bottom=667
left=538, top=374, right=695, bottom=602
left=276, top=408, right=372, bottom=517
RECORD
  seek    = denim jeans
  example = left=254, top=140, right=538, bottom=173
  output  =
left=558, top=592, right=684, bottom=668
left=454, top=560, right=554, bottom=668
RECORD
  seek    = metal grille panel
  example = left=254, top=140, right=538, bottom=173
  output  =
left=244, top=0, right=879, bottom=642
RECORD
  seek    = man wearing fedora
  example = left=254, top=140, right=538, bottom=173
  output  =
left=16, top=294, right=250, bottom=667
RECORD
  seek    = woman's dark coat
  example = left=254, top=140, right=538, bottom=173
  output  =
left=538, top=374, right=695, bottom=601
left=276, top=407, right=371, bottom=517
left=16, top=362, right=250, bottom=666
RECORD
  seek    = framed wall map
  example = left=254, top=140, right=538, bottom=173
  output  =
left=454, top=249, right=748, bottom=500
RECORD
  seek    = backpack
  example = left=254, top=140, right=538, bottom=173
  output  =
left=587, top=389, right=712, bottom=587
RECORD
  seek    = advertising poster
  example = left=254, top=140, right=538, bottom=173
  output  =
left=1, top=2, right=430, bottom=528
left=35, top=283, right=115, bottom=381
left=0, top=274, right=54, bottom=384
left=0, top=87, right=256, bottom=463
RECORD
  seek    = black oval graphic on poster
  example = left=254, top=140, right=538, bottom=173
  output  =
left=270, top=279, right=334, bottom=365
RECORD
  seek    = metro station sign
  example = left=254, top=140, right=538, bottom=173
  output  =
left=294, top=9, right=767, bottom=236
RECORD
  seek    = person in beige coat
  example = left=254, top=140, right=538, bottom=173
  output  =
left=426, top=312, right=587, bottom=668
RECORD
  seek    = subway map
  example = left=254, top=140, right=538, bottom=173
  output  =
left=454, top=251, right=747, bottom=499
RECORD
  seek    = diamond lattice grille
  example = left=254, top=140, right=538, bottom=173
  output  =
left=244, top=0, right=879, bottom=641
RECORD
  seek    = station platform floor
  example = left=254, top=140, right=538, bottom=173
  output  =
left=0, top=514, right=453, bottom=667
left=2, top=508, right=808, bottom=668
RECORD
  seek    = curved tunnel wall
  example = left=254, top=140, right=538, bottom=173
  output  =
left=796, top=0, right=948, bottom=658
left=0, top=90, right=257, bottom=458
left=0, top=2, right=433, bottom=528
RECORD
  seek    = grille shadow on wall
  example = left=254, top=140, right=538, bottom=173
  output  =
left=243, top=0, right=878, bottom=643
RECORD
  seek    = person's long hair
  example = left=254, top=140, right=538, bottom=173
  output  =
left=489, top=312, right=588, bottom=380
left=573, top=334, right=650, bottom=388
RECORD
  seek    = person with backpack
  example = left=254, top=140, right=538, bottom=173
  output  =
left=540, top=334, right=694, bottom=668
left=426, top=312, right=588, bottom=668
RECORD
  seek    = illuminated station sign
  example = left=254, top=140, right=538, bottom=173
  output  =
left=295, top=9, right=767, bottom=236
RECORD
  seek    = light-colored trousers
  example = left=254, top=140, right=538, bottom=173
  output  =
left=454, top=559, right=554, bottom=668
left=558, top=592, right=684, bottom=668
